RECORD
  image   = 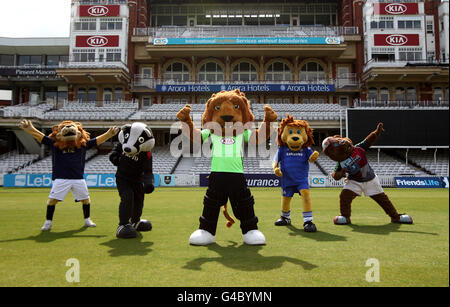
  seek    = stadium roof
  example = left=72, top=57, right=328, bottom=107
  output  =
left=0, top=37, right=69, bottom=54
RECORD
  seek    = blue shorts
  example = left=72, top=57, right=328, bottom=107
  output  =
left=282, top=182, right=309, bottom=197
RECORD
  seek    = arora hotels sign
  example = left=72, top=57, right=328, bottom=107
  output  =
left=156, top=83, right=335, bottom=93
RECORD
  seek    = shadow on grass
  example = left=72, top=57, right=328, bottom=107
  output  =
left=348, top=223, right=439, bottom=236
left=183, top=241, right=317, bottom=272
left=100, top=233, right=154, bottom=257
left=0, top=227, right=105, bottom=244
left=287, top=225, right=347, bottom=242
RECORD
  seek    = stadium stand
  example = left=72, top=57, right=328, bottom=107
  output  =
left=83, top=146, right=179, bottom=174
left=0, top=151, right=39, bottom=173
left=398, top=149, right=449, bottom=177
left=43, top=101, right=138, bottom=121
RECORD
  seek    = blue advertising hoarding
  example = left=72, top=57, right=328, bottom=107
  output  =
left=153, top=37, right=341, bottom=45
left=200, top=173, right=281, bottom=188
left=156, top=83, right=335, bottom=93
left=3, top=174, right=161, bottom=188
left=394, top=177, right=449, bottom=188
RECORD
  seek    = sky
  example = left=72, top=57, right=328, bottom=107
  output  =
left=0, top=0, right=71, bottom=100
left=0, top=0, right=71, bottom=38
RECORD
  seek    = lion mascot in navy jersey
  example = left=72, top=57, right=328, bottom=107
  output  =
left=19, top=119, right=118, bottom=231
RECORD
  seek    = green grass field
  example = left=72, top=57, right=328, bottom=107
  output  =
left=0, top=187, right=448, bottom=287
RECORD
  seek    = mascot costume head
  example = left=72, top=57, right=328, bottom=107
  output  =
left=277, top=114, right=314, bottom=151
left=118, top=122, right=155, bottom=156
left=49, top=120, right=90, bottom=151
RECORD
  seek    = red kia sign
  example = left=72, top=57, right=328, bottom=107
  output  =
left=374, top=34, right=420, bottom=46
left=75, top=35, right=120, bottom=47
left=373, top=3, right=419, bottom=15
left=79, top=5, right=120, bottom=17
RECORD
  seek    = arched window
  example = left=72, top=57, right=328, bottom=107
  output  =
left=433, top=87, right=443, bottom=101
left=395, top=87, right=405, bottom=101
left=368, top=87, right=378, bottom=101
left=406, top=87, right=417, bottom=101
left=77, top=88, right=86, bottom=102
left=380, top=87, right=389, bottom=101
left=232, top=62, right=257, bottom=81
left=87, top=88, right=97, bottom=102
left=299, top=62, right=326, bottom=82
left=103, top=88, right=112, bottom=101
left=266, top=62, right=291, bottom=81
left=165, top=62, right=190, bottom=82
left=198, top=62, right=224, bottom=82
left=114, top=87, right=123, bottom=101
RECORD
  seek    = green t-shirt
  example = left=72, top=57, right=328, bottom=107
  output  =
left=201, top=129, right=252, bottom=174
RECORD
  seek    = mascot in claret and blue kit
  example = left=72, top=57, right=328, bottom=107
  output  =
left=19, top=119, right=119, bottom=231
left=109, top=122, right=156, bottom=239
left=322, top=123, right=413, bottom=225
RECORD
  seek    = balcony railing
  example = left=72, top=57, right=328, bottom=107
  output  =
left=58, top=60, right=129, bottom=72
left=133, top=25, right=359, bottom=38
left=132, top=76, right=359, bottom=90
left=364, top=58, right=450, bottom=71
left=354, top=99, right=449, bottom=108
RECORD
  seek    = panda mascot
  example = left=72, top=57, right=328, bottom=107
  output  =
left=109, top=122, right=155, bottom=239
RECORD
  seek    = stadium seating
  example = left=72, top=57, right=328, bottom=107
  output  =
left=252, top=103, right=345, bottom=121
left=83, top=146, right=179, bottom=174
left=43, top=101, right=138, bottom=121
left=398, top=149, right=449, bottom=176
left=0, top=151, right=39, bottom=173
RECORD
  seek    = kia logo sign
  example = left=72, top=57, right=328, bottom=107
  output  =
left=385, top=34, right=408, bottom=46
left=385, top=3, right=407, bottom=14
left=87, top=36, right=109, bottom=47
left=87, top=5, right=109, bottom=16
left=221, top=138, right=235, bottom=145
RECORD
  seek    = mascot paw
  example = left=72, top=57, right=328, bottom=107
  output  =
left=303, top=221, right=317, bottom=232
left=144, top=183, right=154, bottom=194
left=133, top=219, right=152, bottom=231
left=309, top=151, right=319, bottom=163
left=263, top=105, right=278, bottom=122
left=84, top=218, right=96, bottom=228
left=189, top=229, right=215, bottom=246
left=393, top=214, right=413, bottom=224
left=176, top=105, right=192, bottom=122
left=243, top=230, right=266, bottom=245
left=41, top=220, right=52, bottom=232
left=334, top=215, right=350, bottom=225
left=274, top=216, right=291, bottom=226
left=274, top=168, right=283, bottom=177
left=116, top=224, right=137, bottom=239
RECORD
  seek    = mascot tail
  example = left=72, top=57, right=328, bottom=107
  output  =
left=222, top=204, right=235, bottom=228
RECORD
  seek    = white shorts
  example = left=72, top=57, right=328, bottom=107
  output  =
left=343, top=175, right=384, bottom=197
left=49, top=179, right=90, bottom=202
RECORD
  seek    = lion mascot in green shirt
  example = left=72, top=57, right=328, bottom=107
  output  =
left=177, top=89, right=278, bottom=245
